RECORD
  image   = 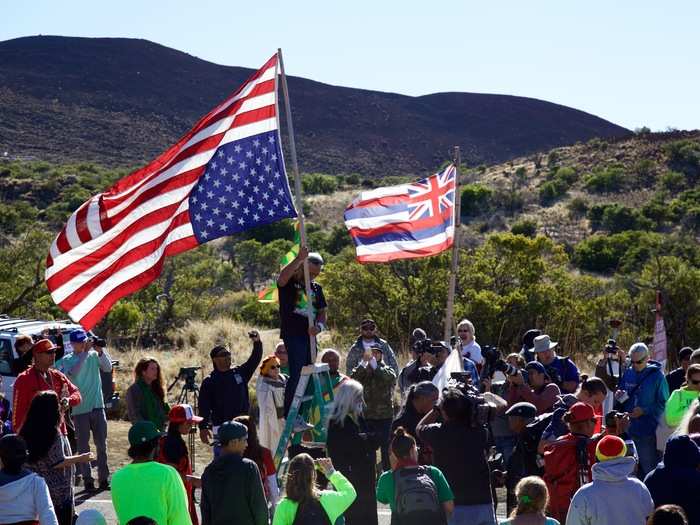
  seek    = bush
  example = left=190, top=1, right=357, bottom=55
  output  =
left=664, top=139, right=700, bottom=181
left=344, top=173, right=360, bottom=186
left=568, top=197, right=589, bottom=218
left=587, top=204, right=652, bottom=233
left=633, top=159, right=656, bottom=186
left=660, top=171, right=686, bottom=193
left=460, top=184, right=492, bottom=216
left=301, top=173, right=338, bottom=194
left=584, top=166, right=627, bottom=193
left=510, top=219, right=537, bottom=237
left=539, top=167, right=577, bottom=205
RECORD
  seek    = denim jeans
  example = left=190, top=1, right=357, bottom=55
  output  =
left=448, top=504, right=497, bottom=525
left=634, top=434, right=660, bottom=479
left=283, top=335, right=312, bottom=416
left=73, top=408, right=109, bottom=483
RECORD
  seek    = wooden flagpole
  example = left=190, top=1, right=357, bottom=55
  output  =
left=443, top=146, right=462, bottom=343
left=277, top=48, right=317, bottom=361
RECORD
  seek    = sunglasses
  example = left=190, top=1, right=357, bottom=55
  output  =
left=270, top=365, right=280, bottom=370
left=361, top=325, right=376, bottom=330
left=631, top=358, right=646, bottom=365
left=214, top=352, right=231, bottom=358
left=42, top=350, right=57, bottom=355
left=689, top=378, right=700, bottom=385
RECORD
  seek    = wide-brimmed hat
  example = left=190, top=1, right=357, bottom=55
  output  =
left=532, top=334, right=558, bottom=353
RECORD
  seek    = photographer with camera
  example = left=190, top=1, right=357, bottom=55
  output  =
left=199, top=331, right=263, bottom=446
left=55, top=330, right=112, bottom=492
left=416, top=387, right=497, bottom=525
left=398, top=328, right=428, bottom=396
left=533, top=335, right=580, bottom=394
left=595, top=339, right=627, bottom=415
left=346, top=319, right=399, bottom=378
left=406, top=340, right=479, bottom=388
left=507, top=362, right=561, bottom=415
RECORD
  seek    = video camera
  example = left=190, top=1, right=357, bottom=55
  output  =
left=481, top=345, right=523, bottom=380
left=605, top=339, right=619, bottom=354
left=413, top=338, right=447, bottom=356
left=168, top=366, right=202, bottom=393
left=446, top=374, right=495, bottom=428
left=92, top=337, right=107, bottom=348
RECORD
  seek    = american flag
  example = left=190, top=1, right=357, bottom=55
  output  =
left=45, top=54, right=297, bottom=330
left=344, top=165, right=456, bottom=263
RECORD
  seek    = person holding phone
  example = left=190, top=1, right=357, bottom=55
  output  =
left=198, top=331, right=263, bottom=447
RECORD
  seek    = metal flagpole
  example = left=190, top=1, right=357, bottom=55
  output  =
left=277, top=48, right=318, bottom=361
left=443, top=146, right=462, bottom=343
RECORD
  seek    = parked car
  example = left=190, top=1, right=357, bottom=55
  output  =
left=0, top=316, right=120, bottom=414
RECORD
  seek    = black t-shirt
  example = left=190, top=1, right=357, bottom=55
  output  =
left=278, top=278, right=327, bottom=339
left=666, top=367, right=686, bottom=393
left=420, top=421, right=492, bottom=506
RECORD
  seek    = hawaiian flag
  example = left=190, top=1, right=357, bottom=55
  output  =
left=46, top=54, right=297, bottom=329
left=343, top=165, right=456, bottom=263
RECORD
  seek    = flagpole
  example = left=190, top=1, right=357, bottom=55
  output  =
left=277, top=48, right=318, bottom=361
left=444, top=146, right=462, bottom=343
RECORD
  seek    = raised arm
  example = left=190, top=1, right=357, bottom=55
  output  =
left=277, top=245, right=308, bottom=288
left=239, top=333, right=264, bottom=383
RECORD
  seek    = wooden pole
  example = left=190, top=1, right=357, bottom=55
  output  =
left=443, top=147, right=462, bottom=343
left=277, top=49, right=317, bottom=360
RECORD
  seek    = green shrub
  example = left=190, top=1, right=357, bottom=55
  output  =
left=587, top=204, right=651, bottom=233
left=584, top=166, right=627, bottom=193
left=510, top=219, right=537, bottom=237
left=301, top=173, right=338, bottom=194
left=568, top=197, right=589, bottom=218
left=660, top=171, right=686, bottom=193
left=461, top=184, right=492, bottom=216
left=664, top=139, right=700, bottom=181
left=633, top=159, right=656, bottom=186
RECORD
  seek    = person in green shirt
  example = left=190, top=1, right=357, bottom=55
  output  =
left=376, top=426, right=454, bottom=524
left=111, top=421, right=191, bottom=525
left=55, top=330, right=113, bottom=491
left=273, top=454, right=356, bottom=525
left=665, top=364, right=700, bottom=427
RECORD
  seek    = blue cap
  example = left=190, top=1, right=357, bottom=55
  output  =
left=525, top=361, right=548, bottom=376
left=69, top=330, right=88, bottom=343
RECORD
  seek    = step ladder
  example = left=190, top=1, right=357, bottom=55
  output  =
left=273, top=363, right=335, bottom=470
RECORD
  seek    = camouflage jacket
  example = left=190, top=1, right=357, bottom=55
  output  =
left=350, top=360, right=397, bottom=419
left=346, top=336, right=399, bottom=377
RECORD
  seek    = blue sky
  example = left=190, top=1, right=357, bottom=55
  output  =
left=3, top=1, right=699, bottom=131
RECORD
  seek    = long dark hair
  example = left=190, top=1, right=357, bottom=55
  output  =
left=397, top=381, right=438, bottom=418
left=162, top=422, right=188, bottom=464
left=19, top=390, right=60, bottom=462
left=134, top=357, right=165, bottom=402
left=285, top=453, right=318, bottom=503
left=235, top=415, right=265, bottom=473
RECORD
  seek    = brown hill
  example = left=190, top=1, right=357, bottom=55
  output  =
left=0, top=35, right=629, bottom=175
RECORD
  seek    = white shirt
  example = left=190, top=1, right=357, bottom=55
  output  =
left=461, top=340, right=483, bottom=364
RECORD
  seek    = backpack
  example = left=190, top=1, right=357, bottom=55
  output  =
left=292, top=498, right=331, bottom=525
left=393, top=466, right=445, bottom=525
left=543, top=435, right=596, bottom=523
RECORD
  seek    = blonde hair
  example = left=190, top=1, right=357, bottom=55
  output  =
left=510, top=476, right=549, bottom=517
left=457, top=319, right=475, bottom=335
left=330, top=379, right=364, bottom=426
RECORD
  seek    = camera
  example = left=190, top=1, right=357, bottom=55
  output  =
left=605, top=339, right=618, bottom=354
left=482, top=345, right=520, bottom=378
left=413, top=338, right=442, bottom=355
left=445, top=378, right=494, bottom=428
left=92, top=337, right=107, bottom=348
left=178, top=366, right=201, bottom=380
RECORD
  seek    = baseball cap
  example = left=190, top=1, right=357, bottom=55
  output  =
left=505, top=402, right=537, bottom=419
left=215, top=421, right=248, bottom=445
left=69, top=329, right=88, bottom=343
left=566, top=402, right=597, bottom=424
left=360, top=318, right=376, bottom=327
left=307, top=252, right=324, bottom=265
left=209, top=345, right=231, bottom=359
left=679, top=346, right=694, bottom=361
left=128, top=421, right=162, bottom=446
left=168, top=404, right=203, bottom=424
left=31, top=339, right=59, bottom=354
left=525, top=361, right=548, bottom=376
left=596, top=435, right=627, bottom=462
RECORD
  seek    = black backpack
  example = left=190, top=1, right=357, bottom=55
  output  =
left=393, top=466, right=445, bottom=525
left=292, top=498, right=331, bottom=525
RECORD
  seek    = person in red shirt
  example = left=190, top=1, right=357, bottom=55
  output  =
left=12, top=339, right=81, bottom=434
left=157, top=404, right=203, bottom=525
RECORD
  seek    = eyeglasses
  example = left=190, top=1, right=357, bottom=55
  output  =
left=214, top=352, right=231, bottom=358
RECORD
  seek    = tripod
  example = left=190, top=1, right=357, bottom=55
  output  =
left=167, top=369, right=201, bottom=471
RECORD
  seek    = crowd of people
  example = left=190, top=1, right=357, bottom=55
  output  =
left=2, top=249, right=700, bottom=525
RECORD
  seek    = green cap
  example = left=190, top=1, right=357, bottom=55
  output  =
left=128, top=421, right=162, bottom=446
left=215, top=421, right=248, bottom=445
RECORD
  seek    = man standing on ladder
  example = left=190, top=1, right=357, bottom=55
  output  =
left=277, top=246, right=327, bottom=418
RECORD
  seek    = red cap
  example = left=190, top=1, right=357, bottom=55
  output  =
left=168, top=404, right=203, bottom=424
left=31, top=339, right=59, bottom=354
left=567, top=402, right=597, bottom=423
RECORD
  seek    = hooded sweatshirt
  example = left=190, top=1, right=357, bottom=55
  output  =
left=200, top=452, right=268, bottom=525
left=0, top=470, right=59, bottom=525
left=619, top=361, right=669, bottom=438
left=565, top=456, right=653, bottom=525
left=665, top=386, right=700, bottom=427
left=644, top=435, right=700, bottom=525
